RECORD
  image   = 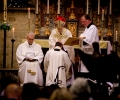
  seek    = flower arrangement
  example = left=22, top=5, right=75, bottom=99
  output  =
left=0, top=22, right=12, bottom=30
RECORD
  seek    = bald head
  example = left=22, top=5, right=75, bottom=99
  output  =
left=26, top=32, right=35, bottom=45
left=4, top=84, right=21, bottom=99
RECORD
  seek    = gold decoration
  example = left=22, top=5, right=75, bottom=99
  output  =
left=27, top=70, right=31, bottom=73
left=54, top=28, right=67, bottom=41
left=44, top=15, right=51, bottom=36
left=67, top=22, right=77, bottom=37
left=106, top=15, right=113, bottom=37
left=4, top=0, right=7, bottom=23
left=96, top=14, right=101, bottom=36
left=100, top=20, right=104, bottom=41
left=99, top=41, right=107, bottom=49
left=69, top=10, right=76, bottom=20
left=31, top=72, right=36, bottom=75
left=69, top=0, right=76, bottom=20
left=34, top=14, right=39, bottom=35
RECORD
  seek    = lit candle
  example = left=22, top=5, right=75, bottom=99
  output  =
left=47, top=0, right=49, bottom=14
left=12, top=28, right=14, bottom=39
left=86, top=0, right=89, bottom=14
left=4, top=0, right=7, bottom=21
left=109, top=0, right=112, bottom=15
left=35, top=0, right=38, bottom=14
left=57, top=0, right=60, bottom=14
left=28, top=8, right=30, bottom=19
left=98, top=0, right=100, bottom=14
left=102, top=9, right=104, bottom=21
left=116, top=31, right=118, bottom=41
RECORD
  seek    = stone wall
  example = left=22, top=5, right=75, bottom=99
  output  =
left=0, top=11, right=35, bottom=68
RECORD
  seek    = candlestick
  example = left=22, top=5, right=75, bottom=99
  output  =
left=116, top=31, right=118, bottom=41
left=86, top=0, right=89, bottom=14
left=35, top=0, right=38, bottom=14
left=11, top=38, right=15, bottom=68
left=98, top=0, right=100, bottom=14
left=57, top=0, right=60, bottom=14
left=28, top=8, right=30, bottom=19
left=47, top=0, right=49, bottom=14
left=102, top=9, right=104, bottom=21
left=4, top=0, right=7, bottom=21
left=109, top=0, right=112, bottom=15
left=12, top=27, right=14, bottom=39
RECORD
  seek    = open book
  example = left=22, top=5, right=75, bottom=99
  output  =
left=64, top=37, right=80, bottom=45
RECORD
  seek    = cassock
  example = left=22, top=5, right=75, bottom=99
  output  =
left=44, top=46, right=72, bottom=88
left=16, top=40, right=44, bottom=86
left=80, top=23, right=99, bottom=72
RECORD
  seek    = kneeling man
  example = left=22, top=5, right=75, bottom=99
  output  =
left=44, top=42, right=72, bottom=88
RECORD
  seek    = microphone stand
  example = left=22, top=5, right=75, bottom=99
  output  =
left=11, top=38, right=15, bottom=68
left=54, top=66, right=65, bottom=86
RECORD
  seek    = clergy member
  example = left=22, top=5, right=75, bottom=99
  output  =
left=49, top=16, right=75, bottom=86
left=79, top=14, right=99, bottom=78
left=49, top=15, right=75, bottom=64
left=44, top=42, right=72, bottom=88
left=16, top=32, right=44, bottom=86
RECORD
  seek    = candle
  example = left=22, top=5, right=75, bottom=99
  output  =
left=102, top=9, right=104, bottom=21
left=98, top=0, right=100, bottom=14
left=35, top=0, right=38, bottom=14
left=47, top=0, right=49, bottom=14
left=116, top=31, right=118, bottom=41
left=4, top=0, right=7, bottom=21
left=12, top=28, right=14, bottom=39
left=86, top=0, right=89, bottom=14
left=109, top=0, right=112, bottom=15
left=57, top=0, right=60, bottom=14
left=28, top=8, right=30, bottom=19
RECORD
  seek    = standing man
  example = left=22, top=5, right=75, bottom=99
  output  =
left=16, top=32, right=44, bottom=86
left=49, top=15, right=75, bottom=64
left=79, top=14, right=99, bottom=77
left=44, top=42, right=72, bottom=88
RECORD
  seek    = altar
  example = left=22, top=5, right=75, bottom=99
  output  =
left=22, top=39, right=112, bottom=55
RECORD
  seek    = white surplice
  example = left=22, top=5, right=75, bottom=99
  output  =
left=80, top=24, right=99, bottom=72
left=49, top=28, right=75, bottom=85
left=44, top=46, right=72, bottom=88
left=16, top=40, right=44, bottom=86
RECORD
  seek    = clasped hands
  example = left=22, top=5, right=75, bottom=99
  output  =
left=24, top=58, right=38, bottom=62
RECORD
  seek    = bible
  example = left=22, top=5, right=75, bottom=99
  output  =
left=64, top=36, right=86, bottom=45
left=64, top=37, right=80, bottom=45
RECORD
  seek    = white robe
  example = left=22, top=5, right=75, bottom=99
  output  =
left=44, top=46, right=72, bottom=88
left=16, top=40, right=44, bottom=86
left=49, top=28, right=75, bottom=63
left=49, top=28, right=75, bottom=85
left=80, top=24, right=99, bottom=72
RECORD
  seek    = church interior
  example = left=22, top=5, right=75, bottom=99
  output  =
left=0, top=0, right=120, bottom=97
